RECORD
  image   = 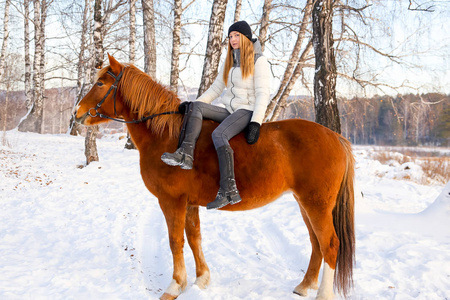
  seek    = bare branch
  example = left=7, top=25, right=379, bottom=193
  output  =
left=336, top=36, right=402, bottom=64
left=408, top=0, right=435, bottom=12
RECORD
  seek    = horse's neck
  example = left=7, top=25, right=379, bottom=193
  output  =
left=125, top=122, right=177, bottom=154
left=119, top=72, right=181, bottom=153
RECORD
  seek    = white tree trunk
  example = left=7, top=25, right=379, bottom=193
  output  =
left=18, top=0, right=45, bottom=133
left=142, top=0, right=156, bottom=77
left=33, top=0, right=42, bottom=117
left=69, top=0, right=91, bottom=136
left=170, top=0, right=182, bottom=92
left=265, top=0, right=313, bottom=120
left=313, top=0, right=341, bottom=133
left=270, top=40, right=313, bottom=121
left=0, top=0, right=11, bottom=80
left=258, top=0, right=271, bottom=52
left=93, top=0, right=103, bottom=70
left=39, top=0, right=47, bottom=134
left=233, top=0, right=242, bottom=23
left=24, top=0, right=32, bottom=111
left=129, top=0, right=136, bottom=63
left=125, top=0, right=138, bottom=149
left=85, top=0, right=103, bottom=165
left=197, top=0, right=228, bottom=97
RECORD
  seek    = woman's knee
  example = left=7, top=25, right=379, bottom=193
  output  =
left=212, top=129, right=228, bottom=149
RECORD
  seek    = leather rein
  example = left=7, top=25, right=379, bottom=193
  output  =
left=87, top=67, right=180, bottom=124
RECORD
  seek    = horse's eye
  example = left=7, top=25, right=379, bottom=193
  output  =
left=97, top=82, right=103, bottom=87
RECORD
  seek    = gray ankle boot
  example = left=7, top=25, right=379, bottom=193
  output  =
left=161, top=142, right=194, bottom=169
left=207, top=145, right=242, bottom=210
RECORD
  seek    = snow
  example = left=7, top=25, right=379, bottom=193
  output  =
left=1, top=131, right=449, bottom=300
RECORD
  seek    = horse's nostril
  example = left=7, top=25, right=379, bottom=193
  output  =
left=72, top=104, right=80, bottom=116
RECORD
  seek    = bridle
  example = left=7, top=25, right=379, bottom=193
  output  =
left=87, top=67, right=180, bottom=124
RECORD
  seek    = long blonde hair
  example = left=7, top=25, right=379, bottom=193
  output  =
left=223, top=33, right=255, bottom=85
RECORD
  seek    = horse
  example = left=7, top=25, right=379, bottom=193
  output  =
left=74, top=54, right=355, bottom=300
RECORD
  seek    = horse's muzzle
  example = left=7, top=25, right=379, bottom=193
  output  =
left=74, top=112, right=88, bottom=125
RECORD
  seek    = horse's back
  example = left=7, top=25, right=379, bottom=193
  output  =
left=196, top=118, right=349, bottom=211
left=261, top=118, right=348, bottom=182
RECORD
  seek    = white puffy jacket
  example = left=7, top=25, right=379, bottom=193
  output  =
left=196, top=41, right=271, bottom=125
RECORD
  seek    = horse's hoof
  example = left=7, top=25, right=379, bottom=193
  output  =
left=293, top=288, right=307, bottom=297
left=194, top=271, right=210, bottom=289
left=159, top=293, right=177, bottom=300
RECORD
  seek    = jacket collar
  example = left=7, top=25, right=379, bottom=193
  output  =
left=232, top=39, right=263, bottom=67
left=233, top=49, right=241, bottom=67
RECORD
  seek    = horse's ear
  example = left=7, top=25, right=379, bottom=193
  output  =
left=108, top=53, right=122, bottom=75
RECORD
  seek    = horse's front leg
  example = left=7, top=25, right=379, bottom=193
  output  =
left=185, top=205, right=210, bottom=289
left=159, top=197, right=188, bottom=300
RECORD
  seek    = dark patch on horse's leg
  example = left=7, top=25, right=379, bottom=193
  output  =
left=185, top=205, right=210, bottom=288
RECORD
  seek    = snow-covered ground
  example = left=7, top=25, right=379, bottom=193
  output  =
left=0, top=130, right=449, bottom=300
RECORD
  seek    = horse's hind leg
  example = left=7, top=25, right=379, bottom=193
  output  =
left=294, top=194, right=339, bottom=300
left=293, top=195, right=321, bottom=296
left=185, top=205, right=210, bottom=289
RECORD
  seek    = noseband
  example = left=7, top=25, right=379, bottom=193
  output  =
left=88, top=67, right=180, bottom=124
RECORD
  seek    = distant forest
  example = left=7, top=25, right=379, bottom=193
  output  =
left=1, top=88, right=449, bottom=147
left=273, top=93, right=448, bottom=147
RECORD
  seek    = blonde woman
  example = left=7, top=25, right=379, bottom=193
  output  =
left=161, top=20, right=271, bottom=210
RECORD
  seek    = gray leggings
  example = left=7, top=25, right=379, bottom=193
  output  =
left=183, top=101, right=252, bottom=149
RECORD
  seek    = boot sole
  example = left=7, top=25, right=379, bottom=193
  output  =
left=207, top=195, right=241, bottom=210
left=161, top=154, right=193, bottom=169
left=207, top=201, right=229, bottom=210
left=229, top=197, right=241, bottom=205
left=161, top=156, right=181, bottom=166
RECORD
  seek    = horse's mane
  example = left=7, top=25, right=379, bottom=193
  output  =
left=102, top=64, right=183, bottom=139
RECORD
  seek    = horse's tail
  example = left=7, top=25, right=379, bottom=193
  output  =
left=333, top=136, right=356, bottom=297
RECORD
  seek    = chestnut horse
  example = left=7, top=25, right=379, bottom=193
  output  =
left=75, top=54, right=355, bottom=300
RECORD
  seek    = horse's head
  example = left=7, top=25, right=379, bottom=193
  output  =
left=74, top=54, right=183, bottom=139
left=74, top=54, right=126, bottom=126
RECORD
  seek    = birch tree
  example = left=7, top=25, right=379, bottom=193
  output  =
left=169, top=0, right=182, bottom=92
left=128, top=0, right=136, bottom=64
left=18, top=0, right=48, bottom=133
left=233, top=0, right=242, bottom=22
left=39, top=0, right=48, bottom=132
left=197, top=0, right=228, bottom=97
left=84, top=0, right=103, bottom=165
left=69, top=0, right=92, bottom=136
left=0, top=0, right=11, bottom=80
left=24, top=0, right=32, bottom=111
left=84, top=0, right=127, bottom=164
left=0, top=54, right=21, bottom=137
left=169, top=0, right=197, bottom=92
left=258, top=0, right=271, bottom=52
left=312, top=0, right=340, bottom=133
left=269, top=39, right=313, bottom=121
left=125, top=0, right=137, bottom=150
left=265, top=0, right=314, bottom=121
left=142, top=0, right=156, bottom=77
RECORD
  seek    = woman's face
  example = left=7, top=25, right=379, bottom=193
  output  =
left=229, top=31, right=240, bottom=49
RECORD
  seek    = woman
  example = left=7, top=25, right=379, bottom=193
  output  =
left=161, top=20, right=271, bottom=210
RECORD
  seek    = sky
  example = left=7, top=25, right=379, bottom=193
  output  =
left=1, top=0, right=449, bottom=98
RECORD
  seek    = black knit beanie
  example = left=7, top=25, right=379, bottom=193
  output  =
left=228, top=21, right=255, bottom=42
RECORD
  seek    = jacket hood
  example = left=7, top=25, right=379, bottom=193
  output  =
left=232, top=39, right=263, bottom=67
left=253, top=39, right=263, bottom=56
